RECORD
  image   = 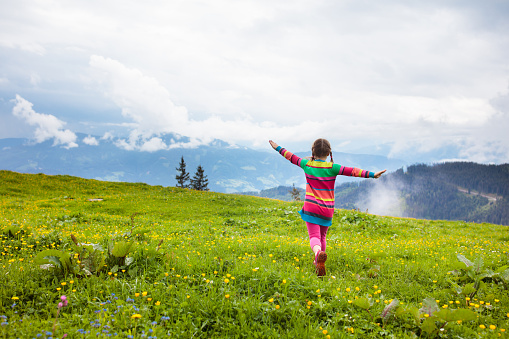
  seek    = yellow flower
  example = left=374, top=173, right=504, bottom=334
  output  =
left=131, top=314, right=142, bottom=319
left=307, top=301, right=312, bottom=306
left=147, top=298, right=152, bottom=301
left=155, top=301, right=161, bottom=306
left=346, top=288, right=351, bottom=292
left=275, top=305, right=280, bottom=309
left=322, top=330, right=328, bottom=335
left=269, top=298, right=274, bottom=303
left=61, top=282, right=67, bottom=286
left=490, top=325, right=496, bottom=330
left=142, top=291, right=148, bottom=297
left=11, top=296, right=19, bottom=300
left=56, top=288, right=61, bottom=291
left=224, top=278, right=230, bottom=283
left=282, top=280, right=286, bottom=284
left=69, top=280, right=74, bottom=284
left=479, top=325, right=486, bottom=329
left=225, top=294, right=230, bottom=299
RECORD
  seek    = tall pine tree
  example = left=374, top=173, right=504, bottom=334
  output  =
left=190, top=165, right=209, bottom=191
left=175, top=156, right=190, bottom=188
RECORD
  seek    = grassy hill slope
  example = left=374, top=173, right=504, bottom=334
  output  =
left=1, top=170, right=509, bottom=338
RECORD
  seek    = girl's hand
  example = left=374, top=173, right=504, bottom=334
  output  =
left=374, top=169, right=387, bottom=179
left=269, top=140, right=279, bottom=150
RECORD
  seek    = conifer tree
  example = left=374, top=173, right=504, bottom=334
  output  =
left=190, top=165, right=209, bottom=191
left=289, top=183, right=302, bottom=201
left=175, top=156, right=190, bottom=188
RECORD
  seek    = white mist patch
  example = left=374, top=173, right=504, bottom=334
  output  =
left=356, top=179, right=403, bottom=217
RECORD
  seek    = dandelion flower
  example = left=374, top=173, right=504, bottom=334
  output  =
left=269, top=298, right=274, bottom=303
left=131, top=314, right=142, bottom=319
left=490, top=325, right=496, bottom=330
left=276, top=305, right=280, bottom=309
left=225, top=294, right=230, bottom=299
left=480, top=325, right=486, bottom=329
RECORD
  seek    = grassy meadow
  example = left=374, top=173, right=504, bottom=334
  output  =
left=1, top=170, right=509, bottom=338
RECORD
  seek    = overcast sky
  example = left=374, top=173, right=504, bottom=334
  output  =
left=1, top=0, right=508, bottom=162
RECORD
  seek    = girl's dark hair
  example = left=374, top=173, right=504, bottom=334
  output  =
left=311, top=138, right=333, bottom=162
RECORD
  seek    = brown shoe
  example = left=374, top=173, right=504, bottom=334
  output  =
left=315, top=251, right=327, bottom=277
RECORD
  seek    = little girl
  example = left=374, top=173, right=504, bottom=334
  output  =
left=269, top=139, right=386, bottom=276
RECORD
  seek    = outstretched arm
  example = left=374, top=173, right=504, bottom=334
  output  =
left=269, top=140, right=304, bottom=167
left=337, top=166, right=387, bottom=179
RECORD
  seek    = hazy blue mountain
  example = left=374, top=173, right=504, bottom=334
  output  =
left=0, top=134, right=406, bottom=193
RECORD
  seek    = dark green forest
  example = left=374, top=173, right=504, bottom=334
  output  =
left=335, top=162, right=509, bottom=226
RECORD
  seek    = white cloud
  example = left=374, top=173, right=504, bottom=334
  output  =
left=11, top=95, right=78, bottom=148
left=83, top=135, right=99, bottom=146
left=356, top=178, right=404, bottom=217
left=89, top=55, right=326, bottom=150
left=139, top=137, right=167, bottom=152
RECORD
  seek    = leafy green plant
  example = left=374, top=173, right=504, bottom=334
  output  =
left=449, top=254, right=509, bottom=300
left=418, top=297, right=477, bottom=337
left=70, top=234, right=105, bottom=276
left=34, top=249, right=73, bottom=276
left=107, top=240, right=135, bottom=274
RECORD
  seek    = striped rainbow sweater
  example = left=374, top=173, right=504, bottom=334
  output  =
left=275, top=146, right=375, bottom=226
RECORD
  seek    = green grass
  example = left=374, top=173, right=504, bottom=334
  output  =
left=1, top=170, right=509, bottom=338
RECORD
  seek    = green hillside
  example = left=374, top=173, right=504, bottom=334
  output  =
left=1, top=170, right=509, bottom=338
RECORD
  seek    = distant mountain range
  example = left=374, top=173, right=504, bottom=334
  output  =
left=0, top=133, right=405, bottom=193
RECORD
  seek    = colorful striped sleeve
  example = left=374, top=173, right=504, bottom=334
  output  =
left=275, top=146, right=306, bottom=168
left=335, top=165, right=375, bottom=178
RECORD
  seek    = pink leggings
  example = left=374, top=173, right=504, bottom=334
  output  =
left=306, top=221, right=329, bottom=251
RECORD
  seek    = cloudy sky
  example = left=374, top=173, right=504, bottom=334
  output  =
left=1, top=0, right=508, bottom=162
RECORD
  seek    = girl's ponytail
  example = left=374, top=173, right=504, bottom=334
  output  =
left=330, top=151, right=334, bottom=163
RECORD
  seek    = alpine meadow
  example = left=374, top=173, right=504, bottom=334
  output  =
left=2, top=170, right=509, bottom=338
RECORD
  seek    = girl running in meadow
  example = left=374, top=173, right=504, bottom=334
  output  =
left=269, top=139, right=386, bottom=276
